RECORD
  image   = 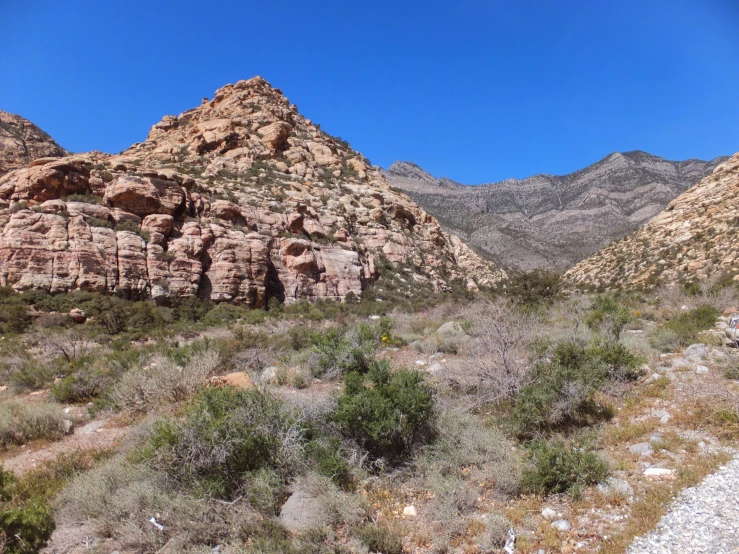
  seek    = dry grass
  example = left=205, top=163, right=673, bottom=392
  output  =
left=603, top=420, right=658, bottom=447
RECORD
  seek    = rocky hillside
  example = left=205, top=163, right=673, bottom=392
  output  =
left=0, top=77, right=505, bottom=306
left=385, top=153, right=726, bottom=272
left=0, top=110, right=67, bottom=176
left=565, top=152, right=739, bottom=290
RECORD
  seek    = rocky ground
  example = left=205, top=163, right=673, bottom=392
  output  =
left=627, top=455, right=739, bottom=554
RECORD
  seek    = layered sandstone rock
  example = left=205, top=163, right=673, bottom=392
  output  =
left=0, top=77, right=505, bottom=305
left=0, top=111, right=67, bottom=176
left=565, top=153, right=739, bottom=290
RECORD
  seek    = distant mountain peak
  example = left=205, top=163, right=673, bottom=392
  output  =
left=384, top=152, right=728, bottom=272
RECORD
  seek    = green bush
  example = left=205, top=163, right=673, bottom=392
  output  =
left=0, top=288, right=32, bottom=335
left=142, top=387, right=296, bottom=499
left=51, top=371, right=107, bottom=403
left=8, top=359, right=55, bottom=390
left=585, top=295, right=633, bottom=339
left=649, top=327, right=681, bottom=353
left=513, top=339, right=639, bottom=437
left=0, top=467, right=55, bottom=554
left=333, top=361, right=436, bottom=463
left=305, top=436, right=353, bottom=490
left=522, top=438, right=608, bottom=498
left=309, top=319, right=392, bottom=377
left=506, top=269, right=561, bottom=305
left=662, top=304, right=720, bottom=346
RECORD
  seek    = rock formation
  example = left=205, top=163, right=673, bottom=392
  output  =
left=0, top=110, right=67, bottom=176
left=565, top=152, right=739, bottom=290
left=0, top=77, right=505, bottom=306
left=385, top=153, right=726, bottom=272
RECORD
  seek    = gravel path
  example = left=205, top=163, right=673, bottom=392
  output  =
left=628, top=455, right=739, bottom=554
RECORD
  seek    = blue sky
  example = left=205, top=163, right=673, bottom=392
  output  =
left=1, top=0, right=737, bottom=183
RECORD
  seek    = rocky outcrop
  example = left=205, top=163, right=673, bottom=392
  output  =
left=0, top=110, right=67, bottom=176
left=385, top=153, right=727, bottom=272
left=0, top=77, right=505, bottom=306
left=565, top=153, right=739, bottom=290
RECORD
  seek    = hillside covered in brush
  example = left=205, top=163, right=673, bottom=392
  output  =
left=565, top=152, right=739, bottom=290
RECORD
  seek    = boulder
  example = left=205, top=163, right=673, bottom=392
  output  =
left=596, top=477, right=633, bottom=498
left=69, top=308, right=86, bottom=323
left=279, top=488, right=329, bottom=532
left=550, top=519, right=571, bottom=532
left=221, top=372, right=254, bottom=389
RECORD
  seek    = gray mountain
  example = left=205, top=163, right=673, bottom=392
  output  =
left=384, top=152, right=728, bottom=272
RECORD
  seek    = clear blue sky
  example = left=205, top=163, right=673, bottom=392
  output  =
left=1, top=0, right=737, bottom=183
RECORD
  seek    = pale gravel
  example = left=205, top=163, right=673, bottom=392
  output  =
left=627, top=455, right=739, bottom=554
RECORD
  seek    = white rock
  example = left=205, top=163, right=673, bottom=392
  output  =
left=684, top=343, right=709, bottom=358
left=551, top=519, right=571, bottom=532
left=629, top=442, right=654, bottom=456
left=695, top=365, right=710, bottom=374
left=644, top=467, right=676, bottom=480
left=541, top=507, right=557, bottom=520
left=402, top=505, right=417, bottom=517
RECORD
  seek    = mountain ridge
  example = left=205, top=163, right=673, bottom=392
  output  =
left=384, top=151, right=728, bottom=271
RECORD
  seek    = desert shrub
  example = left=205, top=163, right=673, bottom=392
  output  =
left=115, top=220, right=150, bottom=241
left=522, top=437, right=608, bottom=498
left=662, top=304, right=720, bottom=346
left=0, top=466, right=55, bottom=554
left=63, top=193, right=102, bottom=204
left=417, top=411, right=521, bottom=497
left=202, top=302, right=256, bottom=326
left=305, top=436, right=353, bottom=490
left=309, top=319, right=392, bottom=377
left=356, top=524, right=403, bottom=554
left=482, top=514, right=513, bottom=548
left=585, top=295, right=633, bottom=339
left=506, top=269, right=562, bottom=306
left=648, top=327, right=681, bottom=353
left=0, top=401, right=67, bottom=447
left=0, top=288, right=32, bottom=335
left=450, top=300, right=534, bottom=406
left=333, top=361, right=436, bottom=463
left=56, top=458, right=183, bottom=549
left=8, top=359, right=55, bottom=390
left=141, top=386, right=297, bottom=499
left=51, top=370, right=108, bottom=402
left=110, top=350, right=219, bottom=411
left=512, top=339, right=640, bottom=437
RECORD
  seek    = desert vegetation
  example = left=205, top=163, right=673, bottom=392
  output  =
left=0, top=273, right=738, bottom=553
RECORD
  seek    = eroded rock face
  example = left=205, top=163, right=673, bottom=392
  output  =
left=565, top=153, right=739, bottom=290
left=0, top=77, right=506, bottom=305
left=0, top=110, right=67, bottom=177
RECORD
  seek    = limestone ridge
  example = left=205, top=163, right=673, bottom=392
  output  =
left=0, top=77, right=505, bottom=305
left=565, top=152, right=739, bottom=290
left=384, top=152, right=727, bottom=272
left=0, top=110, right=67, bottom=176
